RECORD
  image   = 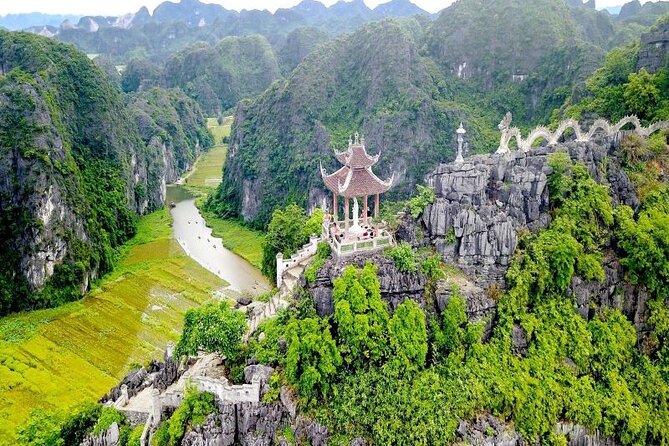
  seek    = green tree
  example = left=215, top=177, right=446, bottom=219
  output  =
left=624, top=68, right=660, bottom=120
left=285, top=317, right=342, bottom=400
left=333, top=263, right=390, bottom=368
left=261, top=204, right=323, bottom=282
left=175, top=302, right=246, bottom=360
left=388, top=299, right=428, bottom=371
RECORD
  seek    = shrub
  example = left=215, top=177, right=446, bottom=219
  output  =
left=385, top=242, right=418, bottom=273
left=153, top=387, right=217, bottom=446
left=408, top=185, right=436, bottom=219
left=175, top=302, right=246, bottom=360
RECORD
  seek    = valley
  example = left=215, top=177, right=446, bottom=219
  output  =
left=2, top=0, right=669, bottom=445
left=0, top=132, right=267, bottom=442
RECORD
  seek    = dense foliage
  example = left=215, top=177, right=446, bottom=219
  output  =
left=175, top=302, right=246, bottom=360
left=559, top=39, right=669, bottom=123
left=17, top=404, right=138, bottom=446
left=257, top=204, right=323, bottom=282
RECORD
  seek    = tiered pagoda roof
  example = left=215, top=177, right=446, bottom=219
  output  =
left=320, top=133, right=393, bottom=198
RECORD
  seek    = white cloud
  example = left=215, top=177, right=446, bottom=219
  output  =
left=0, top=0, right=660, bottom=17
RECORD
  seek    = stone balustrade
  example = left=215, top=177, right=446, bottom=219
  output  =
left=276, top=235, right=320, bottom=287
left=496, top=113, right=669, bottom=154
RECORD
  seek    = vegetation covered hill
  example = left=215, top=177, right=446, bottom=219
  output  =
left=0, top=31, right=211, bottom=315
left=162, top=35, right=281, bottom=115
left=207, top=18, right=465, bottom=226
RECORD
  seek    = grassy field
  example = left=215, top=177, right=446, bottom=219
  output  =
left=183, top=117, right=231, bottom=193
left=0, top=209, right=225, bottom=443
left=200, top=207, right=265, bottom=269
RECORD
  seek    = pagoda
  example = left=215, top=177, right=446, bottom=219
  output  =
left=320, top=133, right=393, bottom=235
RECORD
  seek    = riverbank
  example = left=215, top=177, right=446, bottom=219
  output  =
left=183, top=116, right=265, bottom=271
left=0, top=209, right=225, bottom=443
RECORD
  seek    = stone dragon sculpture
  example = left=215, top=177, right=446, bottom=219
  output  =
left=496, top=112, right=669, bottom=154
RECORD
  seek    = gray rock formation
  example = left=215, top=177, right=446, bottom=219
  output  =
left=182, top=403, right=236, bottom=446
left=638, top=22, right=669, bottom=73
left=100, top=352, right=182, bottom=403
left=244, top=365, right=274, bottom=398
left=418, top=138, right=647, bottom=329
left=455, top=416, right=619, bottom=446
left=306, top=251, right=427, bottom=316
left=421, top=138, right=638, bottom=284
left=80, top=422, right=120, bottom=446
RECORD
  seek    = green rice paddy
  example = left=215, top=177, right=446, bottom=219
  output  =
left=0, top=209, right=225, bottom=443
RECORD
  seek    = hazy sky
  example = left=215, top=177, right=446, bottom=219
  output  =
left=0, top=0, right=660, bottom=17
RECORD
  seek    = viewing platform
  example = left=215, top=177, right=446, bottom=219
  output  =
left=325, top=215, right=393, bottom=257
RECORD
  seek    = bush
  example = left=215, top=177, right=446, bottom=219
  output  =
left=262, top=204, right=323, bottom=283
left=408, top=185, right=436, bottom=219
left=153, top=388, right=217, bottom=446
left=304, top=242, right=331, bottom=284
left=175, top=302, right=246, bottom=360
left=385, top=242, right=418, bottom=273
left=333, top=263, right=390, bottom=368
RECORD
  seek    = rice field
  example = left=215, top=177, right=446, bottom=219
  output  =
left=0, top=209, right=225, bottom=443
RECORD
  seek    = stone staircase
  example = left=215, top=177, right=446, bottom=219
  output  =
left=244, top=256, right=314, bottom=340
left=279, top=257, right=312, bottom=296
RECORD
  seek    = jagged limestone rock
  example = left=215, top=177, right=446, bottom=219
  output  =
left=422, top=138, right=638, bottom=285
left=80, top=422, right=120, bottom=446
left=244, top=365, right=274, bottom=398
left=305, top=252, right=427, bottom=316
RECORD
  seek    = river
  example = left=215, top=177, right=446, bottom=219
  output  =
left=167, top=185, right=270, bottom=294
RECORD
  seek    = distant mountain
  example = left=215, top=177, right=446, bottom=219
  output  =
left=162, top=35, right=281, bottom=114
left=373, top=0, right=429, bottom=17
left=617, top=0, right=669, bottom=24
left=21, top=0, right=429, bottom=63
left=0, top=13, right=80, bottom=31
left=151, top=0, right=233, bottom=27
left=425, top=0, right=582, bottom=87
left=605, top=6, right=623, bottom=15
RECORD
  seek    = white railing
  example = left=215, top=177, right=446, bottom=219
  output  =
left=331, top=233, right=392, bottom=257
left=276, top=235, right=320, bottom=287
left=192, top=375, right=260, bottom=404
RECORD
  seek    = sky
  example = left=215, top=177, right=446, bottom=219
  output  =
left=0, top=0, right=660, bottom=17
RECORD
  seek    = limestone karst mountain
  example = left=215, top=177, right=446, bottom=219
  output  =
left=0, top=31, right=212, bottom=315
left=208, top=19, right=460, bottom=226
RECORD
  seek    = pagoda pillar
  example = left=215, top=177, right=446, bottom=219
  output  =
left=344, top=197, right=350, bottom=230
left=374, top=193, right=380, bottom=219
left=333, top=193, right=338, bottom=223
left=363, top=195, right=368, bottom=226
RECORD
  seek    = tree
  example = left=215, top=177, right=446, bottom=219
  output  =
left=388, top=299, right=428, bottom=371
left=333, top=262, right=390, bottom=368
left=175, top=302, right=246, bottom=360
left=285, top=317, right=342, bottom=400
left=261, top=204, right=323, bottom=282
left=624, top=68, right=660, bottom=121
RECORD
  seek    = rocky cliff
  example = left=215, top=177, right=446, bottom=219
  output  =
left=0, top=31, right=211, bottom=314
left=637, top=21, right=669, bottom=73
left=414, top=136, right=653, bottom=337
